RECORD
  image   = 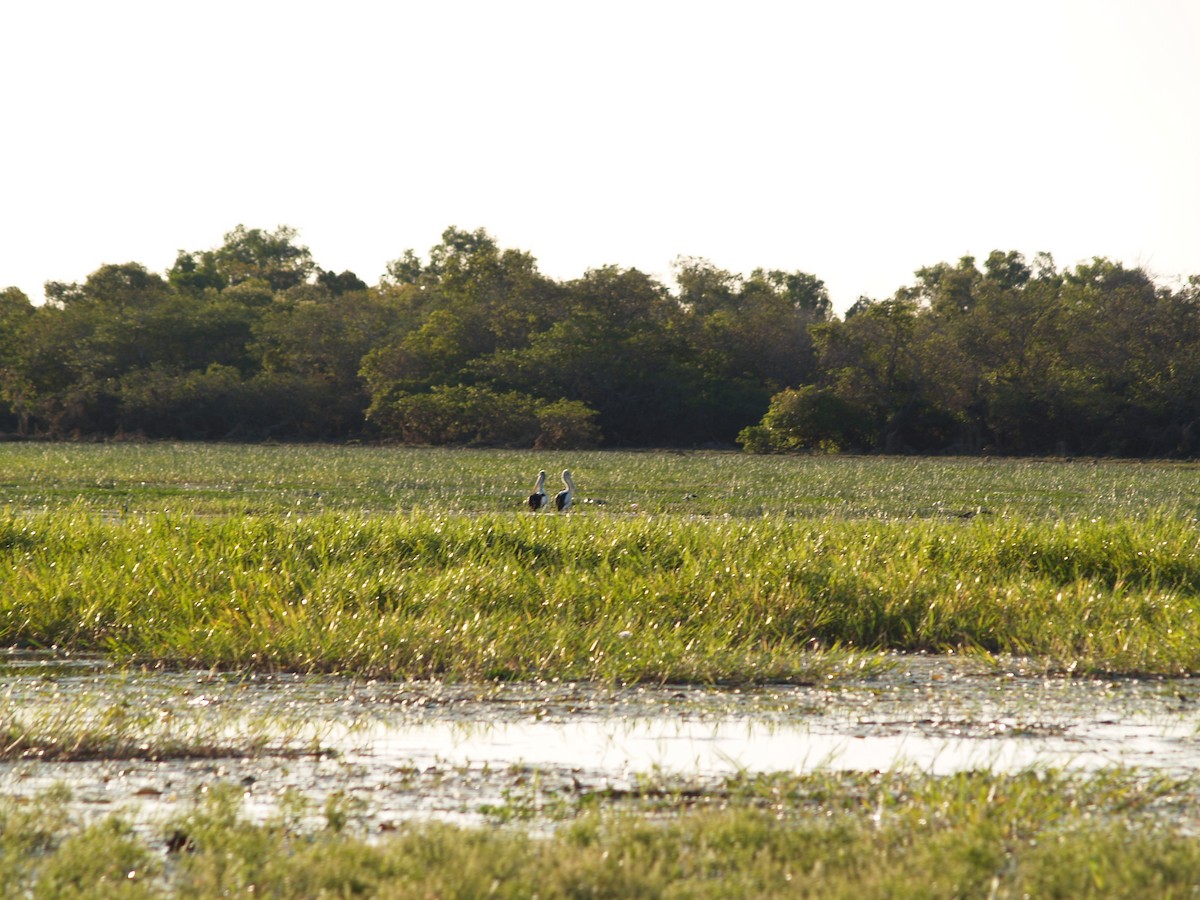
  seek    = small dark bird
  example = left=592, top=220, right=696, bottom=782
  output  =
left=555, top=469, right=575, bottom=512
left=528, top=470, right=548, bottom=512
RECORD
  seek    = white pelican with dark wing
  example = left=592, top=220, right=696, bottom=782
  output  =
left=528, top=470, right=548, bottom=512
left=555, top=469, right=574, bottom=512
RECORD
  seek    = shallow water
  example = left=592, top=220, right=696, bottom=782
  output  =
left=2, top=652, right=1198, bottom=838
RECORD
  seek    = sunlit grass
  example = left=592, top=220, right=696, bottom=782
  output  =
left=1, top=442, right=1198, bottom=519
left=3, top=443, right=1199, bottom=679
left=0, top=691, right=334, bottom=761
left=5, top=444, right=1200, bottom=893
left=3, top=504, right=1200, bottom=679
left=3, top=768, right=1200, bottom=896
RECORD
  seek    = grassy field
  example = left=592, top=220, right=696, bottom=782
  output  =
left=5, top=768, right=1200, bottom=897
left=5, top=443, right=1200, bottom=895
left=2, top=442, right=1199, bottom=679
left=2, top=440, right=1198, bottom=519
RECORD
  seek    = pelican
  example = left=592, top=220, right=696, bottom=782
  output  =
left=555, top=469, right=574, bottom=512
left=528, top=470, right=548, bottom=511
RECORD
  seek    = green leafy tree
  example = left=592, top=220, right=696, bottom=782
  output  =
left=675, top=258, right=830, bottom=425
left=171, top=225, right=314, bottom=294
left=475, top=266, right=714, bottom=444
left=812, top=297, right=928, bottom=451
left=959, top=258, right=1062, bottom=453
left=315, top=268, right=368, bottom=296
left=906, top=255, right=982, bottom=316
left=15, top=257, right=271, bottom=434
left=1048, top=258, right=1185, bottom=454
left=984, top=249, right=1032, bottom=290
left=724, top=267, right=829, bottom=389
left=167, top=249, right=226, bottom=295
left=384, top=226, right=564, bottom=351
left=254, top=288, right=403, bottom=435
left=256, top=289, right=396, bottom=384
left=672, top=256, right=738, bottom=316
left=0, top=287, right=35, bottom=432
left=361, top=308, right=481, bottom=407
left=45, top=262, right=171, bottom=311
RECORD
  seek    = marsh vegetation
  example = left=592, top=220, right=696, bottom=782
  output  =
left=2, top=444, right=1200, bottom=895
left=3, top=444, right=1199, bottom=679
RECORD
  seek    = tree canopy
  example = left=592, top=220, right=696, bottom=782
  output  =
left=2, top=225, right=1198, bottom=456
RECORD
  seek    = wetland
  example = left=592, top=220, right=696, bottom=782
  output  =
left=3, top=443, right=1200, bottom=895
left=5, top=651, right=1200, bottom=839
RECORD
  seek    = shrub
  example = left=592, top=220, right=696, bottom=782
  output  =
left=376, top=385, right=538, bottom=446
left=736, top=424, right=773, bottom=454
left=739, top=385, right=872, bottom=453
left=535, top=399, right=601, bottom=449
left=371, top=386, right=603, bottom=448
left=116, top=366, right=363, bottom=439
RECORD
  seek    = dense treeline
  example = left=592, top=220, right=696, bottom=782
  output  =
left=1, top=225, right=1197, bottom=455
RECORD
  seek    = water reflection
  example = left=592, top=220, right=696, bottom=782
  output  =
left=2, top=652, right=1198, bottom=834
left=349, top=702, right=1200, bottom=777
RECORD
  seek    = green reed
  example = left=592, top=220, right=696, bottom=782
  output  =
left=4, top=505, right=1200, bottom=679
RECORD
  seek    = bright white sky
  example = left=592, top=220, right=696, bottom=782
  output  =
left=2, top=1, right=1198, bottom=315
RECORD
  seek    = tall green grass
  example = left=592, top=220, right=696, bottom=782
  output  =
left=4, top=508, right=1199, bottom=679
